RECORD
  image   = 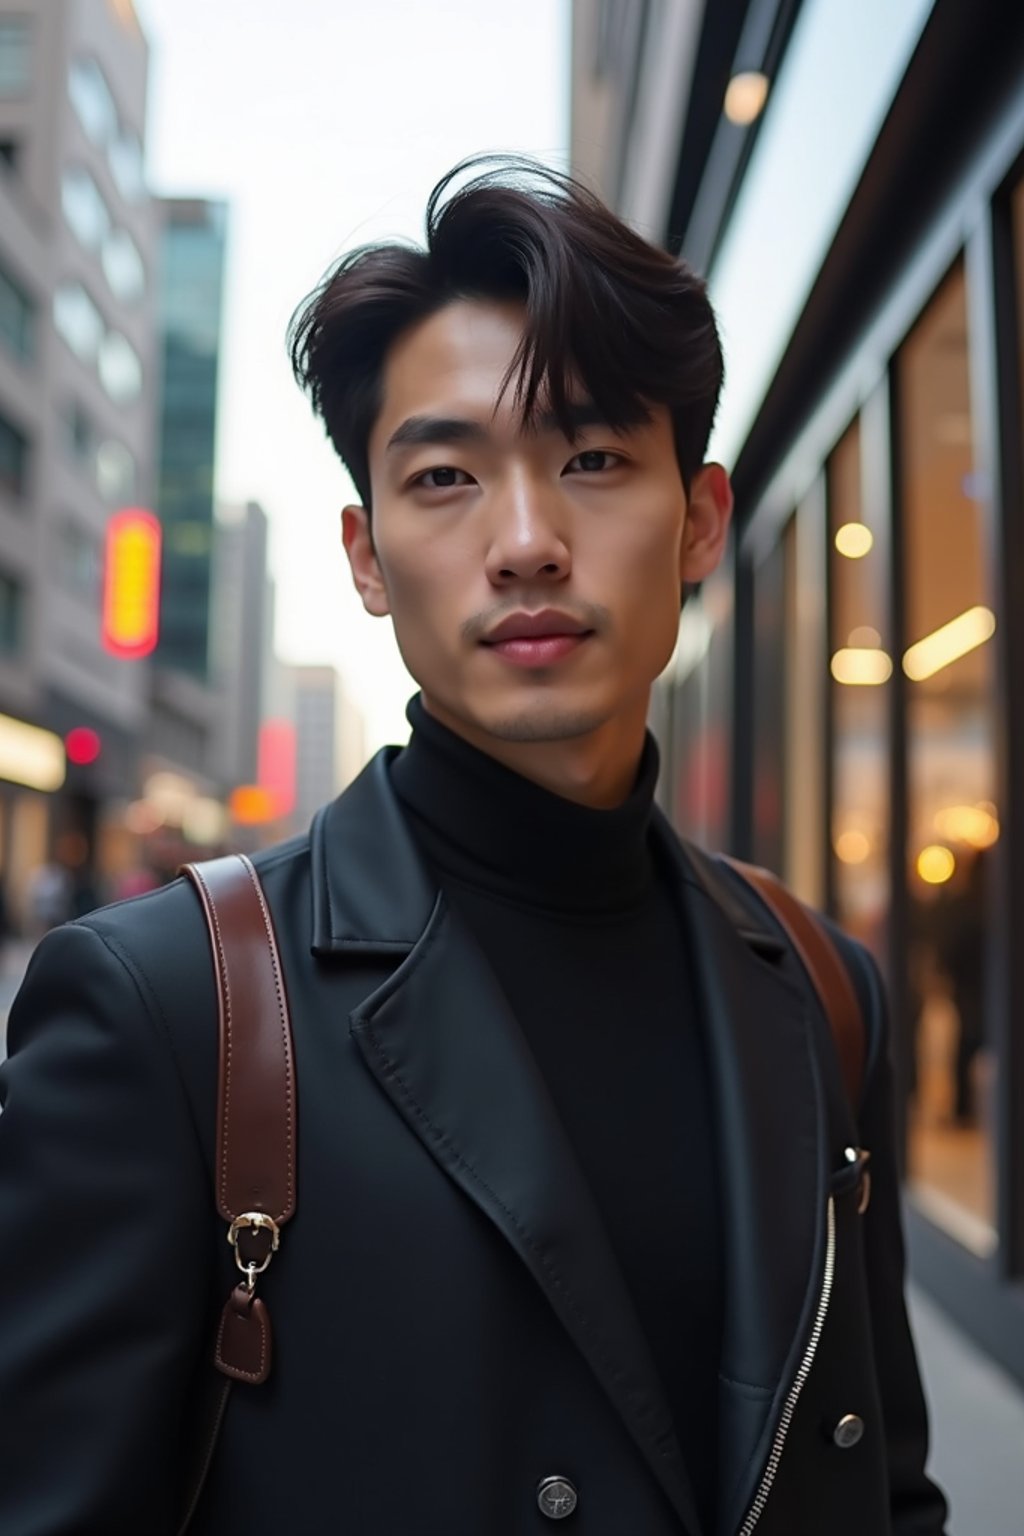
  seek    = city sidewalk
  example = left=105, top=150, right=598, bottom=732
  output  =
left=909, top=1284, right=1024, bottom=1534
left=1, top=952, right=1022, bottom=1533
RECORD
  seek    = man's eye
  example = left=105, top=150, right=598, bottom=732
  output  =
left=566, top=450, right=621, bottom=474
left=414, top=467, right=471, bottom=489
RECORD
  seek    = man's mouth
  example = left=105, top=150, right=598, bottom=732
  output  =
left=481, top=612, right=595, bottom=668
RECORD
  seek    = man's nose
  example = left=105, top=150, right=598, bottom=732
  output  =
left=484, top=474, right=571, bottom=585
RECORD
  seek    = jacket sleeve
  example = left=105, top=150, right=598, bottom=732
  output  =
left=0, top=920, right=215, bottom=1535
left=851, top=942, right=950, bottom=1536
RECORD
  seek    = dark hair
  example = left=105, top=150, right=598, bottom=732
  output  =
left=289, top=155, right=724, bottom=508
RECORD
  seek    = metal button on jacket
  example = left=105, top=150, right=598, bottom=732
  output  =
left=833, top=1413, right=865, bottom=1449
left=537, top=1476, right=578, bottom=1519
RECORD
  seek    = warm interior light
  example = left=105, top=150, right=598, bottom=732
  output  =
left=831, top=648, right=893, bottom=686
left=0, top=713, right=65, bottom=792
left=835, top=829, right=871, bottom=865
left=903, top=606, right=996, bottom=681
left=835, top=522, right=874, bottom=559
left=124, top=799, right=164, bottom=835
left=724, top=71, right=770, bottom=126
left=933, top=804, right=1000, bottom=848
left=917, top=845, right=956, bottom=885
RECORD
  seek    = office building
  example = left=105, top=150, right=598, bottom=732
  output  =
left=0, top=0, right=156, bottom=917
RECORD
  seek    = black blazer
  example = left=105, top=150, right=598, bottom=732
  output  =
left=0, top=750, right=948, bottom=1536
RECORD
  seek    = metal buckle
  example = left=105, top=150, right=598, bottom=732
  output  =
left=226, top=1211, right=281, bottom=1292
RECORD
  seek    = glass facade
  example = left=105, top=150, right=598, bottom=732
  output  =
left=829, top=416, right=891, bottom=957
left=156, top=200, right=227, bottom=679
left=898, top=263, right=998, bottom=1252
left=661, top=94, right=1024, bottom=1371
left=0, top=258, right=33, bottom=362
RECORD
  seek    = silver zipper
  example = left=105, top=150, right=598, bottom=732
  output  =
left=736, top=1195, right=837, bottom=1536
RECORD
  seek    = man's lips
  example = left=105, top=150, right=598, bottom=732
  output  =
left=486, top=633, right=590, bottom=667
left=482, top=610, right=593, bottom=644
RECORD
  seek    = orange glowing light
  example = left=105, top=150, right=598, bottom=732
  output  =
left=229, top=785, right=278, bottom=825
left=102, top=509, right=162, bottom=658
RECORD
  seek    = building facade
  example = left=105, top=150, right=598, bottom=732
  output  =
left=0, top=0, right=156, bottom=921
left=573, top=0, right=1024, bottom=1380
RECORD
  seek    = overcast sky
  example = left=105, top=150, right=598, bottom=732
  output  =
left=135, top=0, right=571, bottom=753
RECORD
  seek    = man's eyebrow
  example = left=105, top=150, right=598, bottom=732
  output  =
left=386, top=416, right=489, bottom=452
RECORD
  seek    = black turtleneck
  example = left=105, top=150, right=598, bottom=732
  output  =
left=391, top=696, right=722, bottom=1532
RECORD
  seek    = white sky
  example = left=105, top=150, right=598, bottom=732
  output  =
left=134, top=0, right=571, bottom=754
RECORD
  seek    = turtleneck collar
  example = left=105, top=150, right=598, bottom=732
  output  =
left=390, top=694, right=659, bottom=915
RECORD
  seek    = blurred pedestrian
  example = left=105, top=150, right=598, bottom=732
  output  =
left=0, top=158, right=947, bottom=1536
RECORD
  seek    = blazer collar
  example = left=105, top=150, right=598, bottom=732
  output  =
left=309, top=749, right=433, bottom=957
left=311, top=754, right=831, bottom=1536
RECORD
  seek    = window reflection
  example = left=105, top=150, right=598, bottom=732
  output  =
left=54, top=282, right=103, bottom=365
left=900, top=260, right=997, bottom=1254
left=829, top=417, right=891, bottom=958
left=62, top=165, right=111, bottom=250
left=68, top=56, right=117, bottom=147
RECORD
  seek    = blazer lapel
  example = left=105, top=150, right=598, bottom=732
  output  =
left=659, top=829, right=832, bottom=1536
left=312, top=754, right=702, bottom=1534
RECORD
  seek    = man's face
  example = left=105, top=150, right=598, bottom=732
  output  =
left=345, top=298, right=731, bottom=755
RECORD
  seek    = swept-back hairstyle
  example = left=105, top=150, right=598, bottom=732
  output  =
left=289, top=156, right=724, bottom=508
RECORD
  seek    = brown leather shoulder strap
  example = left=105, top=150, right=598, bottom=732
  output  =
left=723, top=857, right=866, bottom=1112
left=182, top=853, right=297, bottom=1225
left=181, top=853, right=296, bottom=1391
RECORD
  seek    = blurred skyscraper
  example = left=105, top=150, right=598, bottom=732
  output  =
left=155, top=195, right=227, bottom=682
left=0, top=0, right=156, bottom=920
left=210, top=499, right=273, bottom=790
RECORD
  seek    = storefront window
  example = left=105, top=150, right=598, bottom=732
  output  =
left=829, top=417, right=891, bottom=956
left=784, top=485, right=826, bottom=907
left=751, top=538, right=786, bottom=874
left=669, top=570, right=733, bottom=850
left=899, top=260, right=997, bottom=1255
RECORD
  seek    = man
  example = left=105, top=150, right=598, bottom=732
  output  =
left=0, top=159, right=947, bottom=1534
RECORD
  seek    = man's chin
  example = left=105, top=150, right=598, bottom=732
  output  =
left=472, top=703, right=609, bottom=745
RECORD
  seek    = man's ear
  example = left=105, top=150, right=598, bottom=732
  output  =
left=342, top=505, right=391, bottom=617
left=680, top=462, right=733, bottom=584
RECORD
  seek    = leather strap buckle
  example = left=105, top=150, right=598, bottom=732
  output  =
left=227, top=1212, right=281, bottom=1291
